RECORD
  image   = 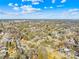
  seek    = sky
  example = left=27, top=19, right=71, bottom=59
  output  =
left=0, top=0, right=79, bottom=19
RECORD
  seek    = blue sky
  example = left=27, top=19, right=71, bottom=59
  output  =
left=0, top=0, right=79, bottom=19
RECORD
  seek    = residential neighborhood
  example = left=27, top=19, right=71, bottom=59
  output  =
left=0, top=20, right=79, bottom=59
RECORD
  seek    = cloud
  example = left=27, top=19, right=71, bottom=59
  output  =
left=14, top=3, right=18, bottom=6
left=8, top=3, right=20, bottom=11
left=1, top=9, right=79, bottom=19
left=32, top=0, right=43, bottom=2
left=0, top=10, right=12, bottom=15
left=0, top=9, right=19, bottom=16
left=57, top=5, right=64, bottom=7
left=60, top=8, right=79, bottom=19
left=22, top=0, right=43, bottom=2
left=68, top=8, right=79, bottom=12
left=20, top=5, right=41, bottom=14
left=71, top=12, right=79, bottom=15
left=49, top=6, right=53, bottom=8
left=0, top=10, right=7, bottom=15
left=22, top=0, right=27, bottom=2
left=13, top=7, right=20, bottom=11
left=8, top=3, right=19, bottom=7
left=32, top=2, right=40, bottom=5
left=20, top=5, right=32, bottom=10
left=21, top=5, right=41, bottom=11
left=61, top=0, right=66, bottom=3
left=44, top=6, right=53, bottom=9
left=22, top=0, right=43, bottom=5
left=61, top=8, right=79, bottom=16
left=21, top=10, right=27, bottom=14
left=31, top=0, right=44, bottom=5
left=8, top=2, right=41, bottom=14
left=8, top=3, right=13, bottom=7
left=44, top=7, right=47, bottom=9
left=68, top=9, right=79, bottom=16
left=52, top=0, right=55, bottom=3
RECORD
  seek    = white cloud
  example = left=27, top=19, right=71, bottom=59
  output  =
left=22, top=0, right=43, bottom=2
left=57, top=5, right=64, bottom=7
left=0, top=10, right=12, bottom=15
left=22, top=0, right=27, bottom=2
left=71, top=12, right=79, bottom=15
left=0, top=9, right=19, bottom=16
left=20, top=5, right=41, bottom=14
left=60, top=9, right=79, bottom=19
left=61, top=0, right=66, bottom=3
left=13, top=7, right=20, bottom=11
left=21, top=5, right=41, bottom=11
left=21, top=10, right=27, bottom=14
left=50, top=6, right=53, bottom=8
left=32, top=2, right=40, bottom=5
left=8, top=3, right=20, bottom=11
left=44, top=7, right=47, bottom=9
left=67, top=9, right=79, bottom=16
left=32, top=0, right=43, bottom=2
left=21, top=5, right=32, bottom=10
left=52, top=0, right=66, bottom=4
left=1, top=10, right=79, bottom=19
left=44, top=6, right=53, bottom=9
left=0, top=10, right=7, bottom=15
left=14, top=3, right=18, bottom=6
left=29, top=0, right=43, bottom=5
left=8, top=3, right=18, bottom=7
left=68, top=8, right=79, bottom=12
left=8, top=3, right=13, bottom=6
left=52, top=0, right=55, bottom=3
left=8, top=3, right=41, bottom=13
